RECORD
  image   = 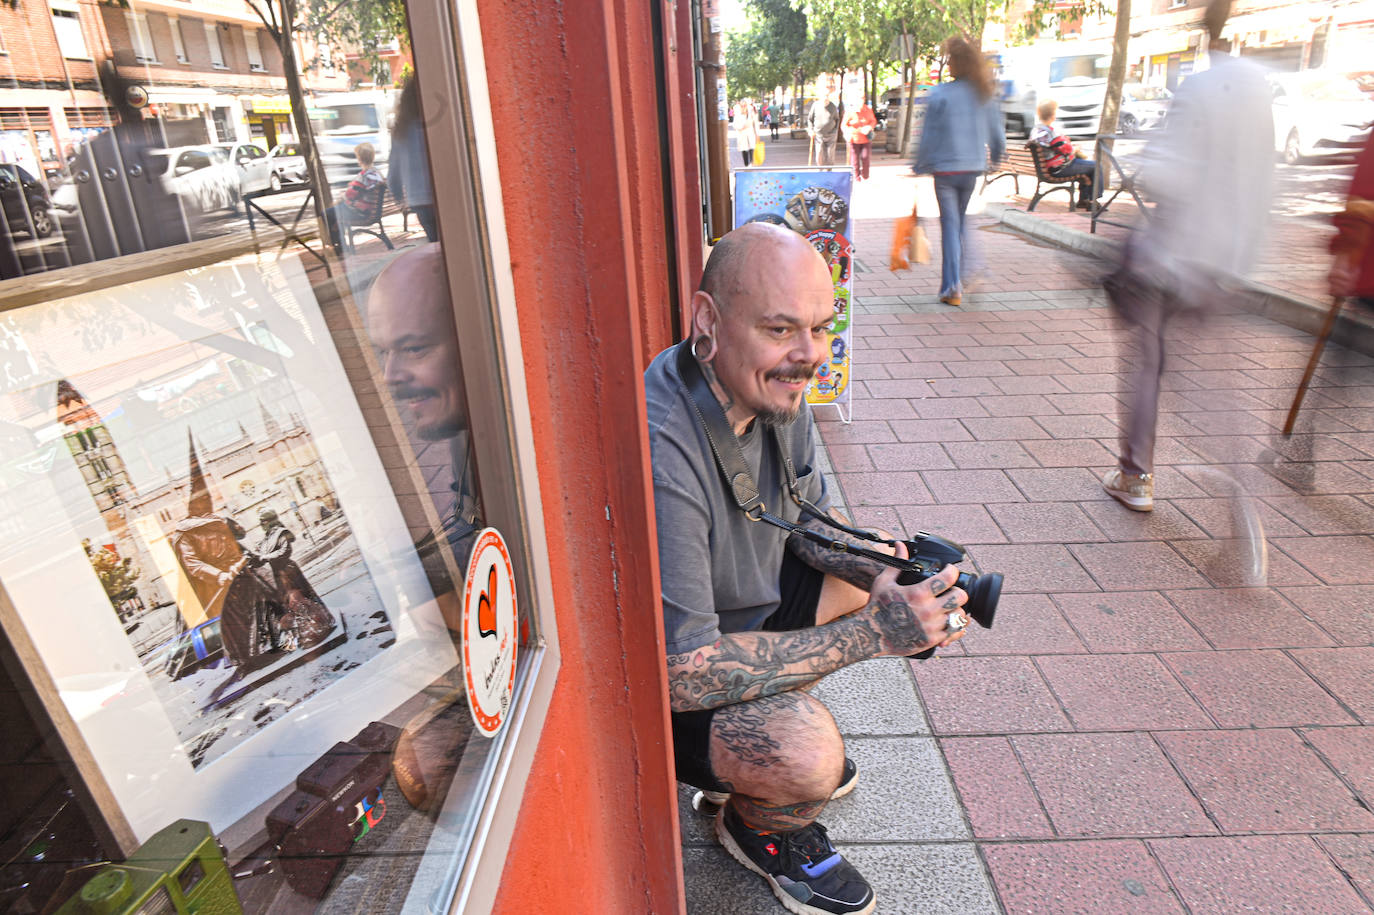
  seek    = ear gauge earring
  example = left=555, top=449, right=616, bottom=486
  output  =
left=692, top=334, right=716, bottom=362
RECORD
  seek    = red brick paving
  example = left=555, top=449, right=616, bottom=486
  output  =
left=814, top=145, right=1374, bottom=911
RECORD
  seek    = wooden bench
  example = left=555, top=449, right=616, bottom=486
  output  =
left=981, top=142, right=1080, bottom=211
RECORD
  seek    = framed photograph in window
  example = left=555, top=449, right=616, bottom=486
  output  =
left=0, top=255, right=459, bottom=853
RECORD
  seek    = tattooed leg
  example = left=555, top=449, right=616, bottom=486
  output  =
left=708, top=692, right=845, bottom=831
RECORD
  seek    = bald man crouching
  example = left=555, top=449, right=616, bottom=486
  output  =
left=645, top=223, right=972, bottom=915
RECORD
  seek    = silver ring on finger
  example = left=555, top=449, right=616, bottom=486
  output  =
left=945, top=611, right=968, bottom=634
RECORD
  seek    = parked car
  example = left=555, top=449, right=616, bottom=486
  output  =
left=145, top=145, right=241, bottom=213
left=0, top=163, right=55, bottom=238
left=215, top=141, right=273, bottom=195
left=1118, top=83, right=1172, bottom=135
left=1269, top=71, right=1374, bottom=165
left=264, top=142, right=310, bottom=190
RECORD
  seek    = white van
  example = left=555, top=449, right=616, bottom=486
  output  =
left=308, top=90, right=395, bottom=187
left=995, top=42, right=1116, bottom=139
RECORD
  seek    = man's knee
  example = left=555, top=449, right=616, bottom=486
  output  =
left=710, top=692, right=844, bottom=801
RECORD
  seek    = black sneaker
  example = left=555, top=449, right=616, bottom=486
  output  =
left=696, top=758, right=858, bottom=810
left=716, top=804, right=876, bottom=915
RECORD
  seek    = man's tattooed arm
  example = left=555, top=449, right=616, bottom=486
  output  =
left=665, top=615, right=888, bottom=712
left=785, top=514, right=892, bottom=591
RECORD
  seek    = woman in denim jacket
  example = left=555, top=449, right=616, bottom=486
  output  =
left=913, top=37, right=1006, bottom=306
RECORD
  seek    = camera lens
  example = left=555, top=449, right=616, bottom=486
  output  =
left=958, top=571, right=1002, bottom=629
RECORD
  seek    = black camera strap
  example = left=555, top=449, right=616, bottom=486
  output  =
left=674, top=341, right=913, bottom=573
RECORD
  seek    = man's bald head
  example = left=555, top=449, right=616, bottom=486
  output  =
left=368, top=246, right=466, bottom=440
left=699, top=222, right=830, bottom=315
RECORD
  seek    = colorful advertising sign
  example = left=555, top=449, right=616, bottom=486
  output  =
left=733, top=168, right=855, bottom=418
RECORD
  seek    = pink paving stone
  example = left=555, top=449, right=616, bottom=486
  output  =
left=966, top=543, right=1100, bottom=593
left=989, top=374, right=1069, bottom=395
left=1012, top=732, right=1215, bottom=837
left=1037, top=654, right=1212, bottom=730
left=834, top=471, right=934, bottom=506
left=1162, top=588, right=1335, bottom=650
left=1278, top=585, right=1374, bottom=645
left=1021, top=437, right=1120, bottom=468
left=886, top=418, right=972, bottom=442
left=863, top=441, right=954, bottom=472
left=960, top=416, right=1052, bottom=441
left=1033, top=412, right=1121, bottom=438
left=1053, top=591, right=1210, bottom=652
left=942, top=440, right=1040, bottom=469
left=821, top=396, right=916, bottom=421
left=817, top=420, right=899, bottom=445
left=912, top=395, right=992, bottom=420
left=1290, top=648, right=1374, bottom=724
left=1303, top=727, right=1374, bottom=810
left=1006, top=466, right=1112, bottom=502
left=978, top=394, right=1060, bottom=417
left=1161, top=650, right=1357, bottom=728
left=929, top=375, right=1005, bottom=398
left=863, top=378, right=936, bottom=400
left=1149, top=835, right=1372, bottom=915
left=822, top=443, right=875, bottom=472
left=910, top=656, right=1072, bottom=735
left=959, top=592, right=1086, bottom=656
left=1070, top=541, right=1211, bottom=591
left=893, top=502, right=1007, bottom=545
left=1078, top=501, right=1209, bottom=543
left=1315, top=834, right=1374, bottom=908
left=1172, top=498, right=1310, bottom=539
left=1157, top=729, right=1374, bottom=833
left=1271, top=535, right=1374, bottom=586
left=1172, top=537, right=1322, bottom=589
left=986, top=501, right=1107, bottom=543
left=983, top=841, right=1185, bottom=915
left=922, top=469, right=1027, bottom=504
left=940, top=737, right=1053, bottom=839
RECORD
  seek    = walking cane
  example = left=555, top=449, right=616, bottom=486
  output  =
left=808, top=132, right=815, bottom=166
left=1282, top=295, right=1345, bottom=437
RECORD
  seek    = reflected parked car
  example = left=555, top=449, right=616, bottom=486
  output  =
left=264, top=142, right=310, bottom=191
left=1269, top=71, right=1374, bottom=165
left=1118, top=83, right=1172, bottom=135
left=0, top=163, right=55, bottom=238
left=216, top=141, right=273, bottom=195
left=145, top=145, right=241, bottom=213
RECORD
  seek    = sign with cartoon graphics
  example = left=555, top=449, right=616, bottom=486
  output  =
left=734, top=168, right=855, bottom=416
left=462, top=527, right=518, bottom=737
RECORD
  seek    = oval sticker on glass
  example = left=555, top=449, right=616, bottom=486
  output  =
left=462, top=528, right=518, bottom=737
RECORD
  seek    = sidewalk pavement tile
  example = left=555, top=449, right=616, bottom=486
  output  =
left=912, top=395, right=992, bottom=420
left=1149, top=835, right=1372, bottom=915
left=809, top=657, right=930, bottom=736
left=1037, top=654, right=1213, bottom=730
left=1271, top=535, right=1374, bottom=584
left=1033, top=409, right=1119, bottom=433
left=815, top=419, right=899, bottom=444
left=1174, top=537, right=1320, bottom=588
left=962, top=416, right=1052, bottom=441
left=1302, top=727, right=1374, bottom=808
left=1054, top=591, right=1210, bottom=653
left=823, top=443, right=875, bottom=472
left=956, top=593, right=1086, bottom=657
left=1278, top=585, right=1374, bottom=645
left=966, top=543, right=1099, bottom=593
left=894, top=503, right=1007, bottom=545
left=824, top=736, right=968, bottom=842
left=865, top=441, right=955, bottom=471
left=983, top=840, right=1184, bottom=915
left=924, top=469, right=1027, bottom=504
left=974, top=393, right=1060, bottom=417
left=930, top=375, right=1007, bottom=398
left=1163, top=588, right=1334, bottom=649
left=884, top=418, right=973, bottom=442
left=990, top=373, right=1070, bottom=395
left=863, top=378, right=936, bottom=400
left=985, top=501, right=1107, bottom=543
left=945, top=439, right=1038, bottom=467
left=844, top=844, right=999, bottom=915
left=911, top=656, right=1072, bottom=735
left=1021, top=437, right=1119, bottom=467
left=1290, top=647, right=1374, bottom=724
left=825, top=396, right=917, bottom=420
left=1157, top=729, right=1374, bottom=833
left=1078, top=501, right=1209, bottom=542
left=1012, top=732, right=1215, bottom=837
left=1070, top=541, right=1211, bottom=591
left=1172, top=497, right=1311, bottom=539
left=835, top=470, right=935, bottom=506
left=1006, top=466, right=1114, bottom=502
left=1315, top=834, right=1374, bottom=909
left=1161, top=650, right=1358, bottom=728
left=942, top=737, right=1053, bottom=840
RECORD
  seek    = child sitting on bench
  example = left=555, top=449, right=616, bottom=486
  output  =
left=1030, top=100, right=1097, bottom=210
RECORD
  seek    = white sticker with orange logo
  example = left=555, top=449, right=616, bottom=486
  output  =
left=462, top=528, right=518, bottom=738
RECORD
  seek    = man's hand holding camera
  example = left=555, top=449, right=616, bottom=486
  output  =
left=866, top=548, right=969, bottom=657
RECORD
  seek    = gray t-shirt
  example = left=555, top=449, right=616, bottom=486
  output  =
left=644, top=345, right=830, bottom=655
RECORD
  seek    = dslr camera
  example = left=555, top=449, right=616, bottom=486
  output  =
left=892, top=532, right=1001, bottom=659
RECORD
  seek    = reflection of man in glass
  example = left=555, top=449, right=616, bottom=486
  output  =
left=367, top=246, right=481, bottom=551
left=257, top=509, right=336, bottom=651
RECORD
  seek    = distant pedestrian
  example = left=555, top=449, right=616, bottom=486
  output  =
left=911, top=36, right=1005, bottom=307
left=735, top=100, right=760, bottom=167
left=843, top=100, right=877, bottom=181
left=1101, top=0, right=1274, bottom=511
left=762, top=102, right=778, bottom=141
left=1030, top=99, right=1097, bottom=209
left=807, top=87, right=840, bottom=166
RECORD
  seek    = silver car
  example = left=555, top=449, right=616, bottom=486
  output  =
left=216, top=141, right=274, bottom=195
left=1270, top=72, right=1374, bottom=165
left=265, top=142, right=310, bottom=191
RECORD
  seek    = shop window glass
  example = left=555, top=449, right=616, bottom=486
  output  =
left=0, top=2, right=548, bottom=912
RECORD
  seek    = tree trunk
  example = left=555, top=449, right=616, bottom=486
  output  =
left=1099, top=0, right=1133, bottom=141
left=273, top=0, right=334, bottom=216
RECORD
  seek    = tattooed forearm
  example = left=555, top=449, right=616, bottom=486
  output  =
left=786, top=517, right=888, bottom=590
left=667, top=616, right=882, bottom=712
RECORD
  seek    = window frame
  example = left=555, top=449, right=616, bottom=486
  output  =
left=243, top=28, right=265, bottom=72
left=168, top=16, right=189, bottom=64
left=125, top=11, right=158, bottom=64
left=203, top=22, right=226, bottom=69
left=51, top=7, right=92, bottom=60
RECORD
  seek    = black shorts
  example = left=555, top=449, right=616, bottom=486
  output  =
left=670, top=550, right=824, bottom=792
